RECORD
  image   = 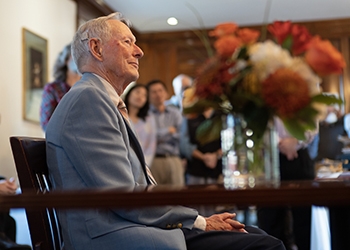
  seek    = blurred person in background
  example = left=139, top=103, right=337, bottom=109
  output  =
left=166, top=74, right=193, bottom=111
left=258, top=118, right=317, bottom=250
left=40, top=43, right=81, bottom=131
left=180, top=105, right=222, bottom=216
left=124, top=83, right=157, bottom=166
left=148, top=79, right=185, bottom=185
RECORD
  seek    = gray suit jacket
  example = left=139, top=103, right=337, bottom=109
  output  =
left=46, top=73, right=198, bottom=250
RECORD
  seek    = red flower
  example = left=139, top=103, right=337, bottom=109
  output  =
left=268, top=21, right=292, bottom=44
left=237, top=28, right=260, bottom=45
left=209, top=23, right=238, bottom=38
left=214, top=36, right=242, bottom=58
left=305, top=36, right=346, bottom=75
left=262, top=68, right=310, bottom=117
left=195, top=57, right=234, bottom=99
left=291, top=24, right=313, bottom=55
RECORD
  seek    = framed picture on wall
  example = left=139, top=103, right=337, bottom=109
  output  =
left=22, top=28, right=48, bottom=123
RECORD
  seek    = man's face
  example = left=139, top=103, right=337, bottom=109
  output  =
left=103, top=20, right=144, bottom=89
left=181, top=77, right=192, bottom=93
left=148, top=83, right=168, bottom=106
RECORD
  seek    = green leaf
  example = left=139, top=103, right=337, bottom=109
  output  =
left=236, top=47, right=249, bottom=60
left=294, top=106, right=318, bottom=126
left=282, top=118, right=307, bottom=140
left=242, top=103, right=271, bottom=140
left=282, top=35, right=293, bottom=52
left=312, top=94, right=343, bottom=105
left=228, top=65, right=252, bottom=88
left=196, top=115, right=222, bottom=145
left=228, top=72, right=245, bottom=88
left=282, top=104, right=319, bottom=140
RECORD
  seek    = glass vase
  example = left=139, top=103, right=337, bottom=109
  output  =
left=221, top=113, right=280, bottom=189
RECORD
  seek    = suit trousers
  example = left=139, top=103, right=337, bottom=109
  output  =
left=182, top=226, right=286, bottom=250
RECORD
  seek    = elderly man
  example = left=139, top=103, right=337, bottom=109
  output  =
left=46, top=12, right=285, bottom=250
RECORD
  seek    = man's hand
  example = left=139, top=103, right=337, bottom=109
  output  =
left=202, top=153, right=217, bottom=169
left=205, top=212, right=247, bottom=233
left=278, top=137, right=298, bottom=160
left=0, top=178, right=18, bottom=195
left=168, top=126, right=177, bottom=134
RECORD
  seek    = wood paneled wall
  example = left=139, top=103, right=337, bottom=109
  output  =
left=137, top=30, right=213, bottom=91
left=137, top=19, right=350, bottom=112
left=74, top=2, right=350, bottom=112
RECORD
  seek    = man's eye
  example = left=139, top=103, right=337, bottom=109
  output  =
left=125, top=40, right=131, bottom=44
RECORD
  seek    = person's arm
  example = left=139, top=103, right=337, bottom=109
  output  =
left=179, top=117, right=197, bottom=159
left=40, top=84, right=57, bottom=131
left=276, top=117, right=318, bottom=160
left=157, top=110, right=183, bottom=144
left=180, top=117, right=220, bottom=168
left=278, top=137, right=299, bottom=160
left=56, top=86, right=198, bottom=229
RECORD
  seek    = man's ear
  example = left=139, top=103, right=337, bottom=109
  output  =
left=88, top=38, right=103, bottom=61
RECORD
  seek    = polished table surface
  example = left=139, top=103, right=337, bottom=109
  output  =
left=1, top=178, right=350, bottom=211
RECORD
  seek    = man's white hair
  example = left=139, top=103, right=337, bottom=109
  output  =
left=71, top=12, right=131, bottom=72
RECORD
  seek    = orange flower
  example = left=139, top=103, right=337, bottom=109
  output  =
left=209, top=22, right=238, bottom=37
left=262, top=68, right=310, bottom=117
left=214, top=36, right=242, bottom=58
left=291, top=24, right=312, bottom=55
left=305, top=36, right=346, bottom=75
left=237, top=28, right=260, bottom=45
left=268, top=21, right=292, bottom=44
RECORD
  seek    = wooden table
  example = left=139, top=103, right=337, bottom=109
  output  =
left=1, top=179, right=350, bottom=210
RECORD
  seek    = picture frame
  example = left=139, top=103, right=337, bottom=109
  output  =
left=22, top=28, right=48, bottom=123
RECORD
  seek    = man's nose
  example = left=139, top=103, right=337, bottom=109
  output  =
left=134, top=45, right=144, bottom=58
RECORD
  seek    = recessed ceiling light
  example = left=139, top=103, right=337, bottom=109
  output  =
left=167, top=17, right=178, bottom=26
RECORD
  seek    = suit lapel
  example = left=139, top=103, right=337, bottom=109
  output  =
left=122, top=117, right=152, bottom=185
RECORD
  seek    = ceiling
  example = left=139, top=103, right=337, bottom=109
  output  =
left=103, top=0, right=350, bottom=34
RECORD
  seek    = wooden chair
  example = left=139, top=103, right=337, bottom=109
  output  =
left=9, top=136, right=64, bottom=250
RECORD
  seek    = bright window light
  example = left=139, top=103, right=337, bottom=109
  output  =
left=167, top=17, right=178, bottom=26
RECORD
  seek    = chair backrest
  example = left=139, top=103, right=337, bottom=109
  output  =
left=9, top=136, right=63, bottom=250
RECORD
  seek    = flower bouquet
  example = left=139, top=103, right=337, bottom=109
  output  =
left=183, top=20, right=345, bottom=146
left=183, top=21, right=346, bottom=187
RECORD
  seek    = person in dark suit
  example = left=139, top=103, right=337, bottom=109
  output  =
left=46, top=12, right=285, bottom=250
left=258, top=118, right=316, bottom=250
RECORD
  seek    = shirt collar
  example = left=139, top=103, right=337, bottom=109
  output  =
left=92, top=73, right=123, bottom=108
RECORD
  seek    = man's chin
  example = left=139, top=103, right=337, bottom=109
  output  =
left=131, top=71, right=139, bottom=81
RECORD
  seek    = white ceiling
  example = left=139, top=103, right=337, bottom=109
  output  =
left=104, top=0, right=350, bottom=33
